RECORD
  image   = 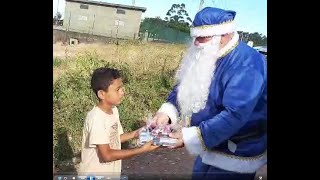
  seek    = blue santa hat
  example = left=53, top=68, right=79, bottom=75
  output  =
left=190, top=7, right=236, bottom=37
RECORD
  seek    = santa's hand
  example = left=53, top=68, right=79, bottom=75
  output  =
left=152, top=112, right=170, bottom=126
left=168, top=132, right=184, bottom=149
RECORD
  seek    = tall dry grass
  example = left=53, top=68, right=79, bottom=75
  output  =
left=53, top=41, right=188, bottom=169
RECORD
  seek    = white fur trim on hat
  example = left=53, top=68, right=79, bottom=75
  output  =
left=190, top=20, right=236, bottom=37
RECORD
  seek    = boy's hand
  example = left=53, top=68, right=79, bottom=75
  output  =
left=152, top=112, right=170, bottom=126
left=133, top=127, right=142, bottom=139
left=141, top=141, right=160, bottom=152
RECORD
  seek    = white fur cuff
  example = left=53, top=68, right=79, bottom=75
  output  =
left=157, top=103, right=179, bottom=125
left=182, top=126, right=205, bottom=155
left=190, top=21, right=236, bottom=37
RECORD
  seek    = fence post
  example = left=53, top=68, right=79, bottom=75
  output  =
left=65, top=12, right=71, bottom=44
left=176, top=30, right=179, bottom=42
left=144, top=30, right=148, bottom=42
left=91, top=14, right=95, bottom=39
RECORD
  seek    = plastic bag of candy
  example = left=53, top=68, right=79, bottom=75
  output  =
left=138, top=115, right=178, bottom=147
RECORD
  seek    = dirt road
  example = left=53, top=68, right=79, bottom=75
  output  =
left=121, top=147, right=267, bottom=179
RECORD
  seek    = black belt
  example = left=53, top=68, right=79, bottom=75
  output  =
left=229, top=120, right=266, bottom=144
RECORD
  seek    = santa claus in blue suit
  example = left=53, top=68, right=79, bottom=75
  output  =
left=152, top=7, right=267, bottom=180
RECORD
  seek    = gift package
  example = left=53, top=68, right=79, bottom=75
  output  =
left=138, top=116, right=178, bottom=147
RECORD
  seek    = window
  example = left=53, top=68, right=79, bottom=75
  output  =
left=116, top=9, right=125, bottom=14
left=80, top=4, right=89, bottom=9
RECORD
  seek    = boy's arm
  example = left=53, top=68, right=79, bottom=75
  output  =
left=97, top=141, right=156, bottom=162
left=120, top=129, right=140, bottom=143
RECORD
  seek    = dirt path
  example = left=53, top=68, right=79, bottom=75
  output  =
left=55, top=147, right=267, bottom=179
left=121, top=147, right=267, bottom=179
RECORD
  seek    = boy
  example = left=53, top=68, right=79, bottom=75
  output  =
left=78, top=67, right=159, bottom=176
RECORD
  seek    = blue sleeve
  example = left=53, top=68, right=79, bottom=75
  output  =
left=199, top=66, right=265, bottom=148
left=166, top=84, right=179, bottom=110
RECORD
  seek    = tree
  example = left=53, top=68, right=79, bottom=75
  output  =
left=140, top=17, right=167, bottom=32
left=53, top=12, right=62, bottom=25
left=238, top=31, right=267, bottom=46
left=164, top=3, right=192, bottom=33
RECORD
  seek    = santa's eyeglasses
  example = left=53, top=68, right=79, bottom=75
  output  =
left=194, top=36, right=213, bottom=43
left=194, top=34, right=228, bottom=44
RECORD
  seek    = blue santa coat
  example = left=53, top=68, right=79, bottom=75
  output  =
left=167, top=41, right=267, bottom=163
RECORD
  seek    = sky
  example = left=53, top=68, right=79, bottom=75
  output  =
left=53, top=0, right=267, bottom=36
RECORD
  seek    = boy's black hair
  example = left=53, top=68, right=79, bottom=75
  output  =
left=91, top=67, right=121, bottom=98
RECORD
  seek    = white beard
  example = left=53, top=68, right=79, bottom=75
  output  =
left=176, top=36, right=222, bottom=117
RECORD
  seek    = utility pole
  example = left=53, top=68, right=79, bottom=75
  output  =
left=57, top=0, right=59, bottom=15
left=199, top=0, right=204, bottom=11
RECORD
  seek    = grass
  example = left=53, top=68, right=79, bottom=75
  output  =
left=53, top=58, right=63, bottom=67
left=53, top=41, right=187, bottom=168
